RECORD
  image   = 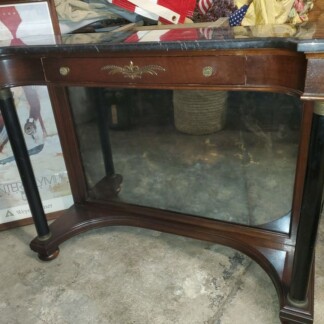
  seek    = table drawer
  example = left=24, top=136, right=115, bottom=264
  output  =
left=42, top=56, right=245, bottom=86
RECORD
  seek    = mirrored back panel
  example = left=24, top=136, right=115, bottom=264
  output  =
left=69, top=88, right=302, bottom=232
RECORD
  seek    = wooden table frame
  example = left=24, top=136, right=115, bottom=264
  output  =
left=0, top=30, right=324, bottom=323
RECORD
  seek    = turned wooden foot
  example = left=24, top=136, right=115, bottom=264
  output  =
left=37, top=248, right=60, bottom=262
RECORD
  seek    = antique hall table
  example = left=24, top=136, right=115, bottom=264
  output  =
left=1, top=22, right=324, bottom=324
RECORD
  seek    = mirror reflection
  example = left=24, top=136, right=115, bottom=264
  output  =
left=69, top=88, right=301, bottom=231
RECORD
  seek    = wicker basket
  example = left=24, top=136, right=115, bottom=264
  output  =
left=173, top=90, right=228, bottom=135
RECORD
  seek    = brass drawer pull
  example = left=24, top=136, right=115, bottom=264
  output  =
left=202, top=66, right=214, bottom=77
left=59, top=67, right=70, bottom=76
left=101, top=61, right=166, bottom=80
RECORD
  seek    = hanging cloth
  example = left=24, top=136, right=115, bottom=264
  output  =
left=234, top=0, right=295, bottom=26
left=197, top=0, right=214, bottom=15
left=55, top=0, right=118, bottom=22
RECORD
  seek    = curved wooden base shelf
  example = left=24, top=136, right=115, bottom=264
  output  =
left=30, top=203, right=314, bottom=323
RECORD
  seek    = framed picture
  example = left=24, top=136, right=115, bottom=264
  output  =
left=0, top=1, right=73, bottom=230
left=0, top=0, right=60, bottom=44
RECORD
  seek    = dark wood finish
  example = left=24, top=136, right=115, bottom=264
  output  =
left=2, top=23, right=324, bottom=323
left=246, top=53, right=306, bottom=94
left=0, top=57, right=44, bottom=88
left=42, top=55, right=246, bottom=86
left=41, top=50, right=306, bottom=95
left=289, top=111, right=324, bottom=302
left=46, top=0, right=61, bottom=35
left=290, top=101, right=314, bottom=242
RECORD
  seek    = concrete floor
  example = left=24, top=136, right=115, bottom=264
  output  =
left=0, top=213, right=323, bottom=324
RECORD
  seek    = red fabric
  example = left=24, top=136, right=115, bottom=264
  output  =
left=159, top=0, right=196, bottom=23
left=124, top=32, right=140, bottom=43
left=110, top=0, right=136, bottom=13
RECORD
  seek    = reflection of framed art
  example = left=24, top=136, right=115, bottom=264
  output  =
left=0, top=0, right=60, bottom=44
left=0, top=1, right=73, bottom=230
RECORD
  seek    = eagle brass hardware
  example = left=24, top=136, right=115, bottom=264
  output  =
left=101, top=61, right=166, bottom=79
left=202, top=66, right=213, bottom=77
left=59, top=67, right=70, bottom=76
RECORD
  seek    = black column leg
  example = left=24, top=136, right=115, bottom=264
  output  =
left=93, top=88, right=115, bottom=176
left=0, top=88, right=50, bottom=239
left=288, top=101, right=324, bottom=305
left=88, top=88, right=122, bottom=199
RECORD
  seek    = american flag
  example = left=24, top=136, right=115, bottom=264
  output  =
left=108, top=0, right=196, bottom=24
left=229, top=4, right=249, bottom=26
left=197, top=0, right=213, bottom=15
left=197, top=1, right=251, bottom=27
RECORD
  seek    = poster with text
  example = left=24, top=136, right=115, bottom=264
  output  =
left=0, top=86, right=73, bottom=225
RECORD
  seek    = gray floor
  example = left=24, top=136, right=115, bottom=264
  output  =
left=0, top=213, right=323, bottom=324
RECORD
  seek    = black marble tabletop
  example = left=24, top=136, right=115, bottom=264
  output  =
left=1, top=22, right=324, bottom=55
